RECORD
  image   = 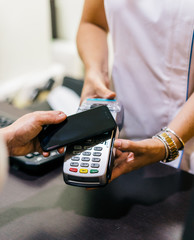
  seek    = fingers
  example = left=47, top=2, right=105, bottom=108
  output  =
left=57, top=147, right=65, bottom=154
left=81, top=86, right=116, bottom=103
left=97, top=87, right=116, bottom=99
left=39, top=147, right=64, bottom=158
left=111, top=160, right=130, bottom=182
left=96, top=82, right=116, bottom=99
left=80, top=71, right=116, bottom=102
left=33, top=111, right=67, bottom=126
left=114, top=139, right=134, bottom=152
left=42, top=151, right=50, bottom=157
left=114, top=149, right=123, bottom=158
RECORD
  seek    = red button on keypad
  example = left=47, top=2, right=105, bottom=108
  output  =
left=69, top=168, right=78, bottom=172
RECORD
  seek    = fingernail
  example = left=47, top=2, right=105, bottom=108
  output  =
left=58, top=111, right=66, bottom=118
left=126, top=152, right=134, bottom=162
left=114, top=139, right=121, bottom=147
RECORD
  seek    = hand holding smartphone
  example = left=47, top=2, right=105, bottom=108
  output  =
left=38, top=105, right=117, bottom=152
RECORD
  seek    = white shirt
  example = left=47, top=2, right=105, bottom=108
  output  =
left=104, top=0, right=194, bottom=171
left=104, top=0, right=194, bottom=140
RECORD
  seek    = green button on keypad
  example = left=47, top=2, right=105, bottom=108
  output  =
left=90, top=169, right=99, bottom=174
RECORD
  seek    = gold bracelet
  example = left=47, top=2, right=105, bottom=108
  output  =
left=157, top=132, right=179, bottom=162
left=162, top=127, right=185, bottom=150
left=154, top=130, right=179, bottom=163
left=152, top=135, right=169, bottom=161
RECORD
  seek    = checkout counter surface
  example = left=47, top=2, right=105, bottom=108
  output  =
left=0, top=162, right=193, bottom=240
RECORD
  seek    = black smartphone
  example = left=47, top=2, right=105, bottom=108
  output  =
left=39, top=105, right=117, bottom=152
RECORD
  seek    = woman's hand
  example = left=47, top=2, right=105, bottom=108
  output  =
left=80, top=69, right=116, bottom=103
left=110, top=138, right=166, bottom=181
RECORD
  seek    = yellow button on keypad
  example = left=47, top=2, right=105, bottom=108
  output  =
left=79, top=169, right=88, bottom=174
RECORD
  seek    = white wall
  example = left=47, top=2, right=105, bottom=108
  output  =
left=0, top=0, right=52, bottom=84
left=51, top=0, right=84, bottom=79
left=55, top=0, right=84, bottom=41
left=53, top=0, right=113, bottom=79
left=0, top=0, right=85, bottom=100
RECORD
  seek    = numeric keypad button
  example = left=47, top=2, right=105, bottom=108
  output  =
left=93, top=152, right=102, bottom=157
left=83, top=152, right=91, bottom=156
left=94, top=147, right=103, bottom=151
left=91, top=163, right=100, bottom=168
left=71, top=156, right=80, bottom=161
left=84, top=146, right=92, bottom=150
left=92, top=158, right=101, bottom=162
left=74, top=145, right=82, bottom=150
left=70, top=162, right=79, bottom=167
left=81, top=157, right=90, bottom=161
left=73, top=151, right=81, bottom=155
left=80, top=163, right=89, bottom=167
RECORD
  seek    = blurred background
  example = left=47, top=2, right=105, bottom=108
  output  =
left=0, top=0, right=85, bottom=106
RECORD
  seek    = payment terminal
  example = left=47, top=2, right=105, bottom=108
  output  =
left=63, top=98, right=123, bottom=188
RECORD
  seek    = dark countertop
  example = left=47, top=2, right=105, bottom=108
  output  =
left=0, top=162, right=194, bottom=240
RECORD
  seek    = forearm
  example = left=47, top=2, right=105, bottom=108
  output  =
left=76, top=0, right=109, bottom=75
left=167, top=92, right=194, bottom=146
left=77, top=23, right=109, bottom=74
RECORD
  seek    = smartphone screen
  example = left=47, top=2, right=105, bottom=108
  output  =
left=39, top=105, right=117, bottom=151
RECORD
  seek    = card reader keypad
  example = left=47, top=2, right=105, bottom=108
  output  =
left=65, top=132, right=112, bottom=176
left=69, top=143, right=103, bottom=174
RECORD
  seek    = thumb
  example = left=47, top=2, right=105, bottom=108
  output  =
left=35, top=111, right=67, bottom=125
left=114, top=139, right=136, bottom=152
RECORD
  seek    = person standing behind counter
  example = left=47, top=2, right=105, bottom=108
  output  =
left=111, top=93, right=194, bottom=181
left=0, top=111, right=66, bottom=190
left=76, top=0, right=194, bottom=178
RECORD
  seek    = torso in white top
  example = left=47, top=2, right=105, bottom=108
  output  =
left=104, top=0, right=194, bottom=140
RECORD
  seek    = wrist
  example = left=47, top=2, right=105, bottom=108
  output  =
left=153, top=127, right=184, bottom=163
left=162, top=127, right=184, bottom=150
left=151, top=138, right=167, bottom=162
left=85, top=67, right=108, bottom=79
left=84, top=68, right=110, bottom=90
